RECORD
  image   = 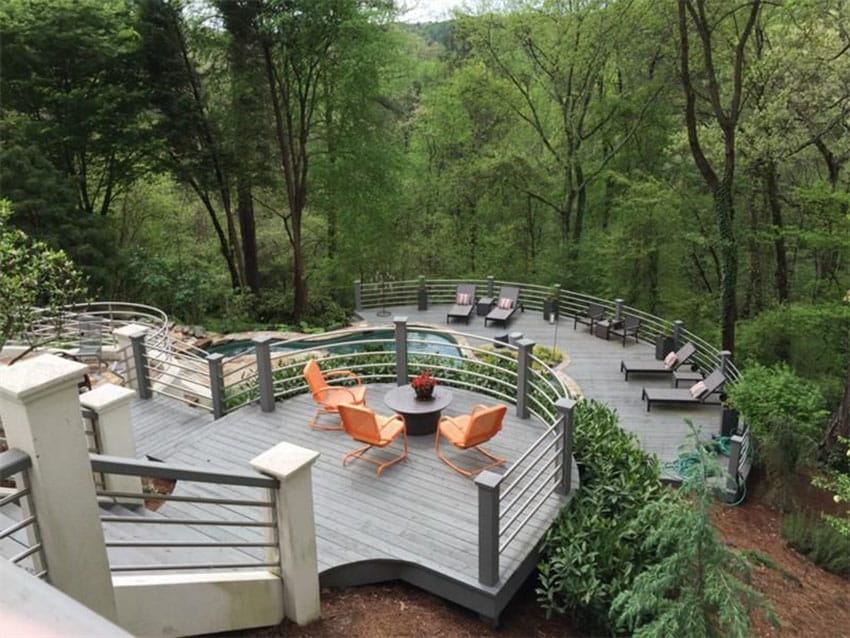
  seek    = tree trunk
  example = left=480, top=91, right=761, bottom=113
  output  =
left=572, top=162, right=586, bottom=242
left=715, top=178, right=737, bottom=355
left=764, top=160, right=789, bottom=303
left=236, top=181, right=259, bottom=293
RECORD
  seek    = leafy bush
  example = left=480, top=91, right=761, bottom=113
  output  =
left=813, top=437, right=850, bottom=537
left=737, top=303, right=850, bottom=407
left=781, top=511, right=850, bottom=577
left=612, top=430, right=777, bottom=637
left=537, top=400, right=663, bottom=632
left=727, top=363, right=827, bottom=444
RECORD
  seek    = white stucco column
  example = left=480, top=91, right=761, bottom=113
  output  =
left=0, top=354, right=117, bottom=621
left=251, top=442, right=321, bottom=626
left=113, top=324, right=148, bottom=395
left=80, top=384, right=141, bottom=504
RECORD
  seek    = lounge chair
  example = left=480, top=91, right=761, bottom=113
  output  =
left=484, top=286, right=522, bottom=327
left=620, top=342, right=697, bottom=381
left=303, top=359, right=367, bottom=430
left=641, top=369, right=725, bottom=412
left=338, top=404, right=408, bottom=476
left=446, top=284, right=477, bottom=324
left=611, top=315, right=641, bottom=346
left=573, top=302, right=606, bottom=331
left=435, top=404, right=507, bottom=477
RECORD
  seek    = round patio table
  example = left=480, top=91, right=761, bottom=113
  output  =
left=383, top=386, right=453, bottom=436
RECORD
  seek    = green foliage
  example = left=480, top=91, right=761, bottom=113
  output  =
left=812, top=437, right=850, bottom=537
left=536, top=400, right=663, bottom=631
left=727, top=363, right=828, bottom=443
left=611, top=429, right=777, bottom=637
left=0, top=200, right=87, bottom=351
left=736, top=303, right=850, bottom=406
left=781, top=511, right=850, bottom=577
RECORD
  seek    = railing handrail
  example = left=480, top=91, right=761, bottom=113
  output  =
left=89, top=454, right=278, bottom=489
left=0, top=448, right=31, bottom=479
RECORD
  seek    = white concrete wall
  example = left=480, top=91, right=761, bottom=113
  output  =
left=112, top=571, right=284, bottom=637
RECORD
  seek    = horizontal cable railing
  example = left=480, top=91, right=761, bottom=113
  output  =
left=142, top=340, right=213, bottom=410
left=0, top=449, right=48, bottom=580
left=11, top=302, right=171, bottom=355
left=358, top=278, right=739, bottom=382
left=497, top=417, right=563, bottom=556
left=90, top=454, right=279, bottom=574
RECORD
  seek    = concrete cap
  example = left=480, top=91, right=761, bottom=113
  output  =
left=0, top=354, right=88, bottom=403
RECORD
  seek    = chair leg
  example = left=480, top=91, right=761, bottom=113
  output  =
left=376, top=430, right=408, bottom=476
left=435, top=432, right=505, bottom=478
left=309, top=407, right=343, bottom=431
left=343, top=433, right=408, bottom=476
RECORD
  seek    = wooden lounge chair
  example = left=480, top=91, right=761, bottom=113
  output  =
left=610, top=315, right=641, bottom=346
left=641, top=369, right=725, bottom=412
left=303, top=359, right=367, bottom=430
left=484, top=287, right=522, bottom=327
left=338, top=404, right=408, bottom=476
left=620, top=342, right=697, bottom=381
left=446, top=284, right=477, bottom=324
left=573, top=302, right=606, bottom=331
left=435, top=403, right=507, bottom=477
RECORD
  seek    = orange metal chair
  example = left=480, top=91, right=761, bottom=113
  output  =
left=303, top=359, right=367, bottom=430
left=338, top=404, right=408, bottom=476
left=435, top=404, right=507, bottom=477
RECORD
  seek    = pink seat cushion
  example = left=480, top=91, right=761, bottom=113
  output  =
left=688, top=380, right=707, bottom=398
left=456, top=292, right=471, bottom=305
left=664, top=351, right=678, bottom=368
left=497, top=297, right=513, bottom=310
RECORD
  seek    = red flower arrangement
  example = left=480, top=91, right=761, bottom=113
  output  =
left=411, top=370, right=438, bottom=400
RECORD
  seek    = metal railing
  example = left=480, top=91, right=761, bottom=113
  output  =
left=90, top=454, right=280, bottom=574
left=0, top=449, right=48, bottom=580
left=11, top=301, right=171, bottom=355
left=355, top=277, right=741, bottom=382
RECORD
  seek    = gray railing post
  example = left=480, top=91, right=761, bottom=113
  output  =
left=672, top=320, right=684, bottom=348
left=516, top=338, right=535, bottom=419
left=726, top=434, right=743, bottom=500
left=487, top=275, right=494, bottom=297
left=394, top=316, right=408, bottom=386
left=207, top=353, right=226, bottom=419
left=719, top=350, right=732, bottom=377
left=129, top=331, right=151, bottom=399
left=553, top=284, right=561, bottom=318
left=353, top=279, right=362, bottom=312
left=475, top=470, right=501, bottom=587
left=417, top=276, right=428, bottom=311
left=555, top=397, right=576, bottom=495
left=253, top=336, right=276, bottom=413
left=614, top=298, right=624, bottom=321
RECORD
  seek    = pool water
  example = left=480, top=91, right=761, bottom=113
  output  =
left=206, top=329, right=460, bottom=358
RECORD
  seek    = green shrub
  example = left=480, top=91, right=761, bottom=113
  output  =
left=727, top=363, right=828, bottom=444
left=537, top=400, right=663, bottom=632
left=737, top=303, right=850, bottom=407
left=612, top=429, right=777, bottom=637
left=781, top=512, right=850, bottom=577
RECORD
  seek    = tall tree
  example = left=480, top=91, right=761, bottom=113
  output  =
left=677, top=0, right=763, bottom=353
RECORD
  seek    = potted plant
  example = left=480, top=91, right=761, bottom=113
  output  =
left=543, top=285, right=559, bottom=322
left=411, top=369, right=437, bottom=400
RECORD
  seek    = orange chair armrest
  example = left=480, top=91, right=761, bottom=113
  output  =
left=324, top=369, right=363, bottom=385
left=471, top=404, right=489, bottom=414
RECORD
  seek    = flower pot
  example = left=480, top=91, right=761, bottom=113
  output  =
left=414, top=389, right=434, bottom=401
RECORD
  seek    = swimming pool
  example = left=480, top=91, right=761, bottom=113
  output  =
left=206, top=329, right=461, bottom=358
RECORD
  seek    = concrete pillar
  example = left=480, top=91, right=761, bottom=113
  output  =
left=253, top=336, right=276, bottom=413
left=251, top=442, right=321, bottom=626
left=555, top=398, right=576, bottom=495
left=0, top=354, right=117, bottom=621
left=113, top=324, right=150, bottom=397
left=394, top=316, right=408, bottom=386
left=79, top=384, right=141, bottom=504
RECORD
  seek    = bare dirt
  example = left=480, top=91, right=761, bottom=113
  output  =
left=253, top=475, right=849, bottom=638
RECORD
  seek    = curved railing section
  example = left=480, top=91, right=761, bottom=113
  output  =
left=355, top=277, right=740, bottom=382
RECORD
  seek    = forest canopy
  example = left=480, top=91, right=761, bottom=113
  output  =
left=1, top=0, right=848, bottom=367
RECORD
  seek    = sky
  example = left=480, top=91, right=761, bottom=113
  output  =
left=398, top=0, right=469, bottom=23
